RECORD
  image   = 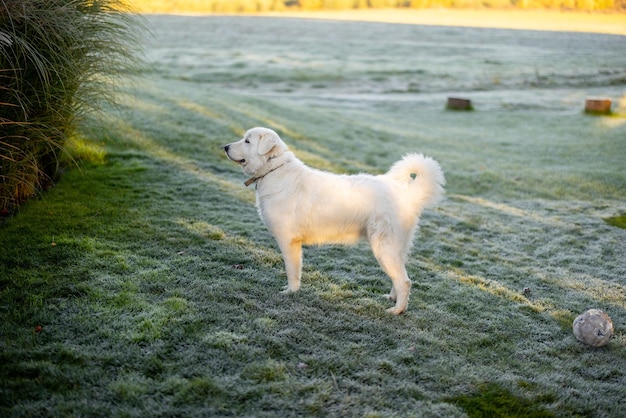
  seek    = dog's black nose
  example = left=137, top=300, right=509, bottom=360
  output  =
left=224, top=145, right=230, bottom=152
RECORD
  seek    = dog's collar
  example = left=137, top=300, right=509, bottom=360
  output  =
left=244, top=163, right=285, bottom=188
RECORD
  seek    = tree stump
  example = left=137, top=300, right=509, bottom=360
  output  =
left=446, top=97, right=473, bottom=111
left=585, top=98, right=612, bottom=115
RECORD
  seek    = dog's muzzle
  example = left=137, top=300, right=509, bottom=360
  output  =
left=224, top=145, right=245, bottom=164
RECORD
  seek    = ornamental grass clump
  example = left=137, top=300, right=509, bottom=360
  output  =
left=0, top=0, right=140, bottom=214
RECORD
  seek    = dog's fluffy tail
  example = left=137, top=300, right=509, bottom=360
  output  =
left=386, top=153, right=445, bottom=210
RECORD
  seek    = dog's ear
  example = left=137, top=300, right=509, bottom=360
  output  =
left=257, top=132, right=279, bottom=155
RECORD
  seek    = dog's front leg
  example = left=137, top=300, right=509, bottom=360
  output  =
left=277, top=239, right=302, bottom=293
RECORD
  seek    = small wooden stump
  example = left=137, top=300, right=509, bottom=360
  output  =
left=585, top=98, right=612, bottom=115
left=446, top=97, right=473, bottom=111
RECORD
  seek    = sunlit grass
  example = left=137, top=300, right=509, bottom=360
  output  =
left=128, top=0, right=622, bottom=13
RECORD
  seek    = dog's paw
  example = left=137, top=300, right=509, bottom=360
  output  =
left=279, top=286, right=300, bottom=294
left=386, top=306, right=405, bottom=315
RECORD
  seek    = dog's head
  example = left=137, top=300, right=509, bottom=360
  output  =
left=224, top=127, right=287, bottom=176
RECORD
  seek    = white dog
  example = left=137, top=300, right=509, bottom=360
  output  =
left=224, top=127, right=445, bottom=314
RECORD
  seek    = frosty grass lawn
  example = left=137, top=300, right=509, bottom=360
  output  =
left=2, top=15, right=626, bottom=417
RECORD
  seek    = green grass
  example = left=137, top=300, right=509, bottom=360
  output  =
left=446, top=383, right=557, bottom=418
left=604, top=214, right=626, bottom=229
left=1, top=16, right=626, bottom=417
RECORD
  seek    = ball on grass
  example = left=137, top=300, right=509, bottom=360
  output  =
left=573, top=309, right=613, bottom=347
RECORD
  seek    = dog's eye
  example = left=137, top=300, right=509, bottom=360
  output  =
left=245, top=139, right=250, bottom=144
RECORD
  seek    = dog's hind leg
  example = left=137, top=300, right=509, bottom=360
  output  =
left=277, top=239, right=303, bottom=293
left=382, top=261, right=411, bottom=315
left=369, top=236, right=411, bottom=315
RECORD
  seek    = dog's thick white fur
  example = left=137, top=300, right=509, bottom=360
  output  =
left=224, top=127, right=445, bottom=314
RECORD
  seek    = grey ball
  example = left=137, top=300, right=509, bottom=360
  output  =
left=573, top=309, right=614, bottom=347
